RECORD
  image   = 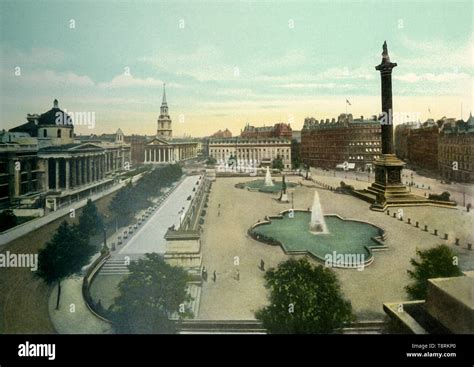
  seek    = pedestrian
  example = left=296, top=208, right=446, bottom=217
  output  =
left=235, top=269, right=240, bottom=281
left=202, top=266, right=207, bottom=281
left=213, top=270, right=216, bottom=282
left=260, top=259, right=265, bottom=271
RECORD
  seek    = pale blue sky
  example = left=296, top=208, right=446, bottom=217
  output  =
left=1, top=0, right=472, bottom=136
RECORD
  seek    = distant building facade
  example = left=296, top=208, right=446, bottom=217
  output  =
left=394, top=116, right=474, bottom=182
left=241, top=122, right=292, bottom=139
left=124, top=134, right=149, bottom=164
left=438, top=115, right=474, bottom=183
left=301, top=114, right=382, bottom=170
left=394, top=120, right=441, bottom=173
left=208, top=137, right=292, bottom=169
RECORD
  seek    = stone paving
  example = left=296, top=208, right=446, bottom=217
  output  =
left=198, top=175, right=473, bottom=321
left=48, top=275, right=112, bottom=334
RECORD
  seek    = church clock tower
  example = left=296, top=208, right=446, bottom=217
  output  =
left=157, top=83, right=172, bottom=139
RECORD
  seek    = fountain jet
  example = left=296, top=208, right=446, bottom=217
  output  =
left=264, top=166, right=274, bottom=187
left=309, top=191, right=328, bottom=234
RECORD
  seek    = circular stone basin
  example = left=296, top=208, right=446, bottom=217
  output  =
left=236, top=179, right=297, bottom=193
left=250, top=211, right=385, bottom=268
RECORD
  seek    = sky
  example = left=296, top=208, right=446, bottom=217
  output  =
left=0, top=0, right=472, bottom=137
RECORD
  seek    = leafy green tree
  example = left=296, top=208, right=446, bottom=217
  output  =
left=110, top=253, right=192, bottom=334
left=255, top=258, right=354, bottom=334
left=0, top=209, right=17, bottom=231
left=108, top=183, right=135, bottom=227
left=36, top=221, right=95, bottom=309
left=77, top=199, right=103, bottom=238
left=272, top=155, right=284, bottom=171
left=405, top=245, right=463, bottom=300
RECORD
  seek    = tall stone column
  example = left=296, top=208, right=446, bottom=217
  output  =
left=376, top=42, right=397, bottom=154
left=10, top=159, right=21, bottom=197
left=365, top=41, right=422, bottom=209
left=71, top=158, right=76, bottom=187
left=43, top=159, right=49, bottom=191
left=78, top=158, right=82, bottom=186
left=65, top=158, right=70, bottom=190
left=55, top=159, right=60, bottom=189
left=88, top=157, right=93, bottom=183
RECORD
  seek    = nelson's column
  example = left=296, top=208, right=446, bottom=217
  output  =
left=365, top=41, right=428, bottom=210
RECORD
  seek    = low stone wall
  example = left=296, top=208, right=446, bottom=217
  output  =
left=82, top=251, right=113, bottom=324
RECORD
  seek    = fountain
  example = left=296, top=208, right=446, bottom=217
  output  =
left=249, top=190, right=387, bottom=268
left=264, top=166, right=274, bottom=187
left=309, top=191, right=328, bottom=234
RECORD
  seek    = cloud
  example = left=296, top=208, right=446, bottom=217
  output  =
left=395, top=72, right=471, bottom=83
left=275, top=82, right=354, bottom=89
left=98, top=74, right=164, bottom=88
left=398, top=34, right=473, bottom=71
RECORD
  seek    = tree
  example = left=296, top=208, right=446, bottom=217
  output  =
left=291, top=138, right=301, bottom=169
left=255, top=258, right=354, bottom=334
left=272, top=155, right=284, bottom=171
left=405, top=245, right=463, bottom=300
left=110, top=253, right=192, bottom=334
left=36, top=221, right=95, bottom=309
left=0, top=209, right=17, bottom=231
left=77, top=199, right=103, bottom=238
left=108, top=183, right=135, bottom=227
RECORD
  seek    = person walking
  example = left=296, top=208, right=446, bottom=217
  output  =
left=260, top=259, right=265, bottom=271
left=235, top=269, right=240, bottom=281
left=212, top=270, right=216, bottom=282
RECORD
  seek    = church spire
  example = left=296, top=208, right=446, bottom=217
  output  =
left=160, top=83, right=168, bottom=116
left=162, top=83, right=167, bottom=105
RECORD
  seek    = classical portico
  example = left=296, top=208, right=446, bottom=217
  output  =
left=144, top=138, right=197, bottom=164
left=39, top=143, right=120, bottom=191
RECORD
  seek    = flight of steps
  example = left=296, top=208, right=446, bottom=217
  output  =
left=98, top=257, right=136, bottom=275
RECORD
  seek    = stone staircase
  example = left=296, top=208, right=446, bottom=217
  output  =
left=98, top=257, right=135, bottom=275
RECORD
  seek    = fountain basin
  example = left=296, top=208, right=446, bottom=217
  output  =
left=249, top=210, right=386, bottom=268
left=235, top=179, right=297, bottom=193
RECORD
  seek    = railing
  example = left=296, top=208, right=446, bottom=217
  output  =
left=82, top=250, right=113, bottom=324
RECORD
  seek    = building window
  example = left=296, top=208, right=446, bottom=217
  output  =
left=43, top=129, right=47, bottom=137
left=69, top=130, right=72, bottom=138
left=57, top=129, right=61, bottom=138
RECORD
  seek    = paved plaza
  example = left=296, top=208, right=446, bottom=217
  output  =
left=198, top=175, right=473, bottom=321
